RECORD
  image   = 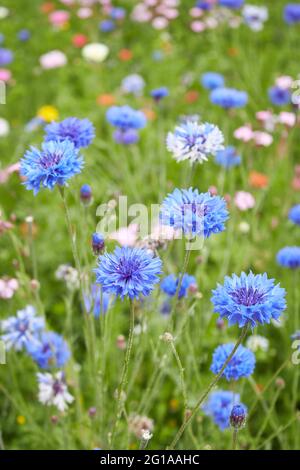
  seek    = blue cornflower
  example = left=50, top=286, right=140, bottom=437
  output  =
left=84, top=283, right=111, bottom=317
left=210, top=87, right=248, bottom=109
left=277, top=247, right=300, bottom=269
left=288, top=204, right=300, bottom=225
left=215, top=146, right=241, bottom=169
left=268, top=86, right=291, bottom=106
left=113, top=128, right=139, bottom=145
left=0, top=48, right=13, bottom=66
left=196, top=1, right=214, bottom=10
left=27, top=331, right=70, bottom=369
left=99, top=19, right=115, bottom=32
left=121, top=74, right=145, bottom=96
left=20, top=140, right=83, bottom=195
left=219, top=0, right=244, bottom=8
left=166, top=121, right=224, bottom=164
left=18, top=29, right=31, bottom=41
left=151, top=87, right=169, bottom=101
left=106, top=105, right=147, bottom=130
left=210, top=343, right=256, bottom=381
left=160, top=188, right=229, bottom=238
left=284, top=4, right=300, bottom=24
left=211, top=271, right=286, bottom=328
left=201, top=72, right=225, bottom=90
left=94, top=246, right=162, bottom=300
left=203, top=391, right=243, bottom=431
left=1, top=306, right=45, bottom=351
left=160, top=273, right=196, bottom=299
left=230, top=404, right=247, bottom=429
left=110, top=7, right=126, bottom=20
left=80, top=184, right=92, bottom=205
left=45, top=117, right=95, bottom=149
left=92, top=232, right=105, bottom=255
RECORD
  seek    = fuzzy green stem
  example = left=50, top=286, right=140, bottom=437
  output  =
left=168, top=324, right=249, bottom=449
left=232, top=428, right=238, bottom=450
left=170, top=341, right=188, bottom=415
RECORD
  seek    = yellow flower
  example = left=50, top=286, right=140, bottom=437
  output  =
left=37, top=105, right=59, bottom=123
left=17, top=415, right=26, bottom=425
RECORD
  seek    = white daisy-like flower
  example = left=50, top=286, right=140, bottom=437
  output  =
left=37, top=371, right=74, bottom=412
left=166, top=121, right=224, bottom=164
left=246, top=335, right=269, bottom=353
left=242, top=5, right=269, bottom=32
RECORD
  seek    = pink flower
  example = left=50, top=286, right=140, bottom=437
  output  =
left=77, top=7, right=93, bottom=19
left=109, top=224, right=139, bottom=247
left=39, top=50, right=67, bottom=69
left=278, top=111, right=296, bottom=128
left=190, top=7, right=203, bottom=18
left=234, top=125, right=253, bottom=142
left=0, top=162, right=20, bottom=184
left=275, top=75, right=293, bottom=90
left=49, top=10, right=70, bottom=26
left=234, top=191, right=256, bottom=211
left=256, top=110, right=274, bottom=122
left=149, top=224, right=180, bottom=241
left=191, top=20, right=206, bottom=32
left=0, top=69, right=11, bottom=82
left=253, top=131, right=273, bottom=147
left=152, top=16, right=169, bottom=29
left=0, top=278, right=19, bottom=299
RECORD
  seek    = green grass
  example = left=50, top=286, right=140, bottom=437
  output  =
left=0, top=0, right=300, bottom=450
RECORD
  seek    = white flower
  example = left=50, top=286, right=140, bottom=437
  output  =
left=55, top=264, right=79, bottom=290
left=242, top=5, right=268, bottom=32
left=39, top=50, right=67, bottom=70
left=246, top=335, right=269, bottom=353
left=0, top=118, right=10, bottom=137
left=166, top=121, right=224, bottom=164
left=121, top=74, right=145, bottom=96
left=82, top=43, right=109, bottom=63
left=37, top=371, right=74, bottom=412
left=0, top=6, right=9, bottom=19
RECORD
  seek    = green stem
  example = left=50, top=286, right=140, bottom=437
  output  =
left=170, top=341, right=188, bottom=415
left=111, top=299, right=135, bottom=448
left=168, top=324, right=249, bottom=449
left=232, top=428, right=238, bottom=450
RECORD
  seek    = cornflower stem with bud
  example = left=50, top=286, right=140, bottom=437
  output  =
left=111, top=299, right=135, bottom=448
left=168, top=324, right=249, bottom=450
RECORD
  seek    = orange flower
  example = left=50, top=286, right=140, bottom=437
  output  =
left=118, top=49, right=133, bottom=61
left=142, top=108, right=156, bottom=121
left=249, top=171, right=269, bottom=189
left=97, top=94, right=116, bottom=106
left=40, top=2, right=55, bottom=14
left=228, top=47, right=239, bottom=57
left=184, top=90, right=199, bottom=104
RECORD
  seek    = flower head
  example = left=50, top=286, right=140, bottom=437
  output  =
left=84, top=283, right=110, bottom=317
left=151, top=87, right=169, bottom=101
left=269, top=86, right=291, bottom=106
left=27, top=332, right=70, bottom=369
left=82, top=43, right=109, bottom=63
left=289, top=204, right=300, bottom=225
left=211, top=343, right=256, bottom=381
left=1, top=306, right=45, bottom=351
left=211, top=271, right=286, bottom=328
left=0, top=48, right=13, bottom=66
left=284, top=4, right=300, bottom=24
left=160, top=188, right=229, bottom=238
left=203, top=390, right=242, bottom=430
left=121, top=74, right=145, bottom=96
left=94, top=246, right=162, bottom=299
left=230, top=404, right=247, bottom=428
left=92, top=232, right=105, bottom=255
left=166, top=121, right=224, bottom=164
left=20, top=140, right=83, bottom=195
left=210, top=87, right=248, bottom=109
left=201, top=72, right=225, bottom=90
left=45, top=117, right=95, bottom=148
left=215, top=146, right=241, bottom=168
left=160, top=273, right=196, bottom=299
left=219, top=0, right=244, bottom=8
left=277, top=246, right=300, bottom=269
left=37, top=371, right=74, bottom=412
left=242, top=5, right=268, bottom=31
left=80, top=184, right=92, bottom=205
left=106, top=105, right=146, bottom=130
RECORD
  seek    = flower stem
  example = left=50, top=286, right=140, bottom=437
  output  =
left=170, top=341, right=188, bottom=415
left=169, top=245, right=191, bottom=328
left=232, top=429, right=238, bottom=450
left=168, top=324, right=249, bottom=449
left=111, top=299, right=135, bottom=448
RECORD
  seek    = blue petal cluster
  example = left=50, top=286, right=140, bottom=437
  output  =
left=210, top=87, right=248, bottom=109
left=45, top=117, right=95, bottom=148
left=1, top=306, right=45, bottom=351
left=284, top=4, right=300, bottom=24
left=230, top=404, right=247, bottom=428
left=215, top=146, right=241, bottom=168
left=288, top=204, right=300, bottom=225
left=210, top=343, right=256, bottom=381
left=0, top=48, right=14, bottom=66
left=20, top=140, right=83, bottom=195
left=160, top=273, right=196, bottom=299
left=202, top=391, right=242, bottom=431
left=84, top=283, right=111, bottom=317
left=219, top=0, right=244, bottom=8
left=94, top=246, right=162, bottom=299
left=160, top=188, right=229, bottom=238
left=106, top=105, right=146, bottom=130
left=99, top=19, right=115, bottom=32
left=211, top=271, right=286, bottom=328
left=201, top=72, right=225, bottom=90
left=268, top=86, right=291, bottom=106
left=151, top=87, right=169, bottom=101
left=27, top=331, right=70, bottom=369
left=277, top=246, right=300, bottom=269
